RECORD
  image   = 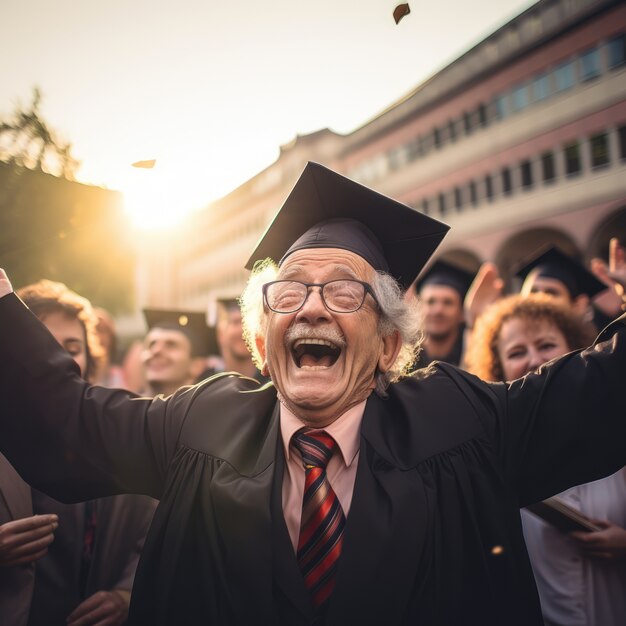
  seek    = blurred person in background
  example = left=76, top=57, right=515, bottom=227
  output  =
left=141, top=308, right=216, bottom=396
left=0, top=280, right=156, bottom=626
left=412, top=260, right=474, bottom=368
left=465, top=293, right=626, bottom=626
left=94, top=307, right=127, bottom=389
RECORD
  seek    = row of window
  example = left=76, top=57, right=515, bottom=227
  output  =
left=349, top=32, right=626, bottom=185
left=418, top=125, right=626, bottom=217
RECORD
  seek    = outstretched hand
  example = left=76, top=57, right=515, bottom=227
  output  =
left=0, top=268, right=13, bottom=298
left=591, top=238, right=626, bottom=315
left=464, top=262, right=504, bottom=329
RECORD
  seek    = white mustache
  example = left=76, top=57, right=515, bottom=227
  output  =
left=284, top=324, right=346, bottom=349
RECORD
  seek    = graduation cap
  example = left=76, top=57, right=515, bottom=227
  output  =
left=143, top=308, right=218, bottom=357
left=415, top=259, right=475, bottom=298
left=245, top=162, right=449, bottom=289
left=515, top=245, right=606, bottom=299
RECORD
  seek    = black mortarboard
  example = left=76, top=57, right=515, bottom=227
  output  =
left=216, top=297, right=240, bottom=313
left=245, top=162, right=449, bottom=289
left=143, top=308, right=218, bottom=357
left=415, top=260, right=475, bottom=298
left=515, top=245, right=606, bottom=299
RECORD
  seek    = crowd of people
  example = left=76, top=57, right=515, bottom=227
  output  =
left=0, top=161, right=625, bottom=625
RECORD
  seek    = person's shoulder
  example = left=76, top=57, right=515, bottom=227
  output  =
left=174, top=373, right=278, bottom=464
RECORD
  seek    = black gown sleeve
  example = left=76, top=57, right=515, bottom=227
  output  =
left=488, top=314, right=626, bottom=506
left=0, top=293, right=200, bottom=501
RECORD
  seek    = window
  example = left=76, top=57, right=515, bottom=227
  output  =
left=554, top=60, right=576, bottom=92
left=607, top=33, right=626, bottom=69
left=541, top=151, right=555, bottom=183
left=532, top=73, right=550, bottom=102
left=511, top=83, right=529, bottom=112
left=448, top=120, right=457, bottom=142
left=520, top=160, right=533, bottom=189
left=493, top=94, right=507, bottom=120
left=454, top=187, right=463, bottom=211
left=564, top=142, right=581, bottom=176
left=477, top=104, right=488, bottom=128
left=463, top=111, right=475, bottom=135
left=619, top=125, right=626, bottom=161
left=590, top=132, right=609, bottom=168
left=433, top=127, right=442, bottom=149
left=501, top=167, right=513, bottom=196
left=579, top=47, right=601, bottom=81
left=438, top=192, right=447, bottom=215
left=469, top=180, right=478, bottom=206
left=484, top=175, right=494, bottom=201
left=406, top=137, right=421, bottom=161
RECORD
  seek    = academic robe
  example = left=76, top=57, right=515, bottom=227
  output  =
left=0, top=292, right=625, bottom=626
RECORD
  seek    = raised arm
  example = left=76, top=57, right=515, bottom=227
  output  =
left=0, top=270, right=191, bottom=501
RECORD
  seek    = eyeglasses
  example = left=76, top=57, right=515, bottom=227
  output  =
left=262, top=279, right=379, bottom=314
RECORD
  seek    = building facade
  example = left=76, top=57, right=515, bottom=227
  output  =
left=140, top=0, right=626, bottom=310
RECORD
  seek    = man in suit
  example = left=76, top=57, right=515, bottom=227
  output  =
left=0, top=163, right=624, bottom=626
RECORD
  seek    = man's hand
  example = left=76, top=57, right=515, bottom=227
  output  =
left=0, top=514, right=58, bottom=567
left=570, top=519, right=626, bottom=561
left=463, top=262, right=504, bottom=329
left=0, top=268, right=13, bottom=298
left=66, top=589, right=129, bottom=626
left=591, top=238, right=626, bottom=315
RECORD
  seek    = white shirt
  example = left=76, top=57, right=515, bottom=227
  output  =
left=521, top=468, right=626, bottom=626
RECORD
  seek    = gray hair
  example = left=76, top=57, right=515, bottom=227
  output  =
left=240, top=259, right=423, bottom=394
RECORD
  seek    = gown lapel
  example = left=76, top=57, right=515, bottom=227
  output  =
left=210, top=403, right=281, bottom=625
left=326, top=395, right=431, bottom=626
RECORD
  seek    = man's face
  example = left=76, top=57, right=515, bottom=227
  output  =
left=257, top=248, right=400, bottom=427
left=141, top=328, right=197, bottom=392
left=41, top=311, right=88, bottom=378
left=419, top=284, right=463, bottom=340
left=217, top=308, right=249, bottom=361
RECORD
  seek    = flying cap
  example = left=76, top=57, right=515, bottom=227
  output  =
left=245, top=162, right=449, bottom=289
left=415, top=259, right=475, bottom=298
left=515, top=245, right=606, bottom=299
left=143, top=308, right=218, bottom=357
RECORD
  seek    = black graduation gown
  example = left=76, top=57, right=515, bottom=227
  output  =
left=1, top=292, right=625, bottom=626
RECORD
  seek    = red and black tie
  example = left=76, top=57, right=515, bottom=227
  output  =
left=292, top=428, right=346, bottom=612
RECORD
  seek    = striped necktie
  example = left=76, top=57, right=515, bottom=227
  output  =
left=292, top=428, right=346, bottom=612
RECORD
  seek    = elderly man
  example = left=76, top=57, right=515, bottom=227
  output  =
left=0, top=163, right=625, bottom=626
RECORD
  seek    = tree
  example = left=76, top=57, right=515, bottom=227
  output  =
left=0, top=87, right=78, bottom=179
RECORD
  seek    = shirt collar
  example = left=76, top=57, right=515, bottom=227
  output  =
left=280, top=400, right=366, bottom=468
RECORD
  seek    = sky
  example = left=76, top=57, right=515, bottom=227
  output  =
left=1, top=0, right=535, bottom=227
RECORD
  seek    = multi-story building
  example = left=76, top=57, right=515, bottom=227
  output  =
left=140, top=0, right=626, bottom=310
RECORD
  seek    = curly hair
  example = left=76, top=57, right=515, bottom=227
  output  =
left=16, top=279, right=105, bottom=382
left=464, top=293, right=596, bottom=382
left=240, top=258, right=423, bottom=394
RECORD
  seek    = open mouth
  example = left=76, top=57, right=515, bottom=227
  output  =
left=291, top=338, right=342, bottom=368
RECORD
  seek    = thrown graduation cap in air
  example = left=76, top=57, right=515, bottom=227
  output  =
left=132, top=159, right=157, bottom=169
left=393, top=3, right=411, bottom=24
left=416, top=259, right=475, bottom=299
left=245, top=162, right=449, bottom=289
left=143, top=308, right=218, bottom=357
left=515, top=245, right=607, bottom=299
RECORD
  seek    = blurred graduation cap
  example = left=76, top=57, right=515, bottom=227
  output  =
left=245, top=162, right=449, bottom=289
left=393, top=3, right=411, bottom=24
left=143, top=308, right=218, bottom=356
left=415, top=259, right=475, bottom=298
left=515, top=245, right=606, bottom=299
